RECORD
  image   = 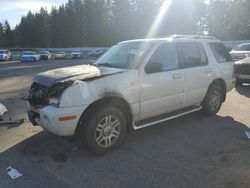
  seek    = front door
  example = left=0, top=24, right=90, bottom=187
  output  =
left=139, top=42, right=184, bottom=120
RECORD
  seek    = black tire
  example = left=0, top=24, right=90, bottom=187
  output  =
left=202, top=85, right=223, bottom=116
left=83, top=106, right=127, bottom=155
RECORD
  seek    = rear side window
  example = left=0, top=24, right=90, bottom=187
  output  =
left=209, top=42, right=232, bottom=63
left=177, top=42, right=208, bottom=68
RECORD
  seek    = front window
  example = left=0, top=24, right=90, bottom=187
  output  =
left=95, top=42, right=154, bottom=69
left=145, top=43, right=179, bottom=73
left=0, top=50, right=5, bottom=54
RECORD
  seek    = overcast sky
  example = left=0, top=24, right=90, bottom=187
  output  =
left=0, top=0, right=68, bottom=28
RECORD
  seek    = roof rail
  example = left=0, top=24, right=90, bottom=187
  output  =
left=171, top=34, right=216, bottom=40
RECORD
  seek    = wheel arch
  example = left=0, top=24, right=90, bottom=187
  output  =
left=75, top=95, right=133, bottom=134
left=207, top=78, right=227, bottom=102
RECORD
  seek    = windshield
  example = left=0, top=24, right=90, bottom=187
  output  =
left=95, top=42, right=154, bottom=69
left=235, top=44, right=250, bottom=51
left=23, top=52, right=35, bottom=55
left=0, top=50, right=5, bottom=54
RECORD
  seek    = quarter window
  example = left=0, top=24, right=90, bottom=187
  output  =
left=177, top=42, right=208, bottom=68
left=146, top=43, right=179, bottom=73
left=209, top=42, right=232, bottom=63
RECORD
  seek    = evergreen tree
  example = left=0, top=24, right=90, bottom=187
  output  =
left=8, top=0, right=250, bottom=47
left=0, top=22, right=3, bottom=46
left=2, top=21, right=14, bottom=47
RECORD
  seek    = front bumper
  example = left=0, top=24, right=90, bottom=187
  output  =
left=20, top=58, right=34, bottom=62
left=28, top=105, right=87, bottom=136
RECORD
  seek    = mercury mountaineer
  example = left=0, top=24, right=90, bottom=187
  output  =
left=28, top=35, right=235, bottom=155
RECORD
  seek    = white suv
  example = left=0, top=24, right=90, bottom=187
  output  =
left=27, top=35, right=235, bottom=155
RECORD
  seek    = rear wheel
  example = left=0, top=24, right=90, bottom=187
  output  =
left=202, top=85, right=223, bottom=116
left=83, top=106, right=127, bottom=155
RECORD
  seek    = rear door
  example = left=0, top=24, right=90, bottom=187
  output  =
left=177, top=42, right=212, bottom=107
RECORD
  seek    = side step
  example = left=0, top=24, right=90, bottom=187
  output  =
left=133, top=105, right=202, bottom=130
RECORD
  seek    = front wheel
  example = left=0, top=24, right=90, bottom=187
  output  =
left=202, top=85, right=223, bottom=116
left=83, top=106, right=127, bottom=155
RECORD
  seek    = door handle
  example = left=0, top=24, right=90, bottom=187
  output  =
left=172, top=73, right=182, bottom=79
left=205, top=68, right=212, bottom=73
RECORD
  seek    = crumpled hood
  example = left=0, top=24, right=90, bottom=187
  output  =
left=33, top=64, right=126, bottom=87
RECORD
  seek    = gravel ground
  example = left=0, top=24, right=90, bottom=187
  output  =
left=0, top=59, right=250, bottom=188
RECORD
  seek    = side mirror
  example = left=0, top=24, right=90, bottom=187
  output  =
left=145, top=62, right=164, bottom=74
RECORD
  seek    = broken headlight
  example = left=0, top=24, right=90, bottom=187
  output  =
left=48, top=97, right=59, bottom=106
left=48, top=82, right=73, bottom=107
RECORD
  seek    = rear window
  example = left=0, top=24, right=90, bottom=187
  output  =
left=209, top=42, right=232, bottom=63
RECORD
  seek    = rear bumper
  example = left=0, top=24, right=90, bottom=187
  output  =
left=28, top=105, right=87, bottom=136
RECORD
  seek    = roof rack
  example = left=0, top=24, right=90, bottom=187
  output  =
left=171, top=34, right=216, bottom=40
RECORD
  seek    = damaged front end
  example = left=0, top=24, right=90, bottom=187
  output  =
left=28, top=81, right=73, bottom=108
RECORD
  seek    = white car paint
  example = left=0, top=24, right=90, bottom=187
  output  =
left=0, top=50, right=12, bottom=61
left=0, top=103, right=8, bottom=118
left=28, top=36, right=236, bottom=136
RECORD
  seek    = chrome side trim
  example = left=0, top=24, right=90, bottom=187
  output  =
left=133, top=106, right=202, bottom=130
